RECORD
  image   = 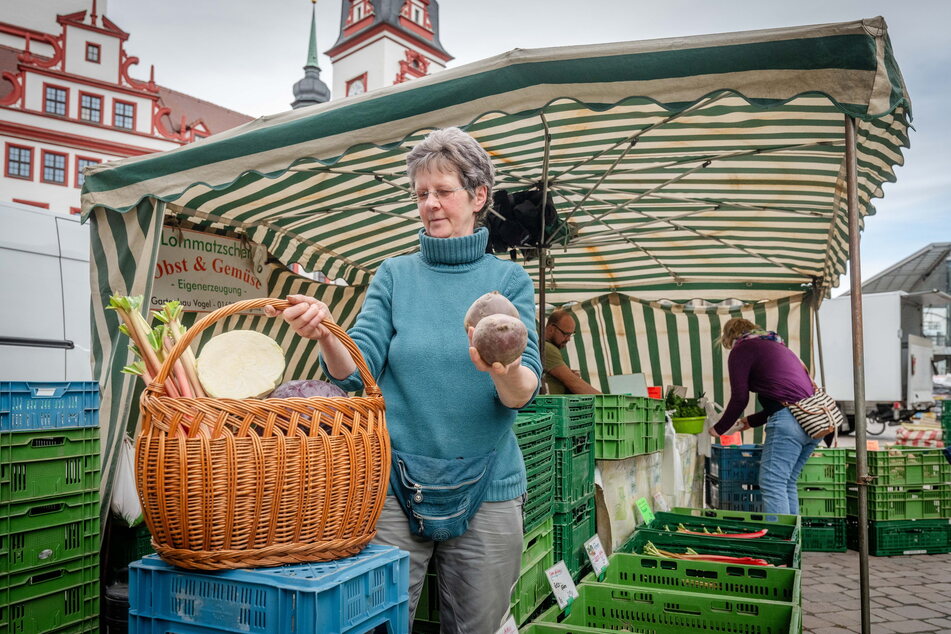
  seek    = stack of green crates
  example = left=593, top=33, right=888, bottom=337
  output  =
left=515, top=412, right=557, bottom=533
left=592, top=394, right=664, bottom=459
left=527, top=396, right=596, bottom=583
left=845, top=447, right=951, bottom=556
left=523, top=506, right=803, bottom=633
left=0, top=383, right=102, bottom=634
left=942, top=404, right=951, bottom=443
left=797, top=448, right=848, bottom=551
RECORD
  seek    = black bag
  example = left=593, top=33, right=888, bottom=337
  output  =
left=389, top=447, right=496, bottom=541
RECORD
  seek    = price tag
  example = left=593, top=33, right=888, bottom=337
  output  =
left=495, top=615, right=519, bottom=634
left=635, top=497, right=655, bottom=524
left=653, top=491, right=670, bottom=512
left=546, top=560, right=579, bottom=610
left=584, top=535, right=609, bottom=580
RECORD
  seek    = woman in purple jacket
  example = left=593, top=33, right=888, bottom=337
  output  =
left=710, top=318, right=820, bottom=515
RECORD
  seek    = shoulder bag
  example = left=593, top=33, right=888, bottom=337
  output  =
left=389, top=446, right=497, bottom=542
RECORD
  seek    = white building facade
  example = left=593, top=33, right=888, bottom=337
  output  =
left=1, top=1, right=252, bottom=216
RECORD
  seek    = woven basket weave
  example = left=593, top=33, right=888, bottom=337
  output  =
left=136, top=298, right=389, bottom=570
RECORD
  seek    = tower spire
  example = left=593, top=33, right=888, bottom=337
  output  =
left=291, top=0, right=331, bottom=108
left=306, top=0, right=320, bottom=69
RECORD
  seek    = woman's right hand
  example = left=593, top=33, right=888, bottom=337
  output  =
left=264, top=294, right=333, bottom=341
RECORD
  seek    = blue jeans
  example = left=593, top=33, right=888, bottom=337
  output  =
left=759, top=408, right=820, bottom=514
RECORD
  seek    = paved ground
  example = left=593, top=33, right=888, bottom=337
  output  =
left=802, top=550, right=951, bottom=633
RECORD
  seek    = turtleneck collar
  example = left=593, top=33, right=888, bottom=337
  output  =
left=418, top=227, right=489, bottom=268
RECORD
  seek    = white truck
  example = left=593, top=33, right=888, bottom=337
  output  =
left=817, top=290, right=950, bottom=432
left=0, top=201, right=92, bottom=381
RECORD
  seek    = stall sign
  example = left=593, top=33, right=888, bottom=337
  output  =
left=151, top=227, right=266, bottom=312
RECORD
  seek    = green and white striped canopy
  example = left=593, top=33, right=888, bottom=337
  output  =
left=82, top=16, right=910, bottom=519
left=83, top=16, right=909, bottom=304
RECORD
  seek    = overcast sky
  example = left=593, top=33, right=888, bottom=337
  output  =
left=105, top=0, right=951, bottom=293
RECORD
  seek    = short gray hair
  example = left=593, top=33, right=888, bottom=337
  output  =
left=406, top=127, right=495, bottom=224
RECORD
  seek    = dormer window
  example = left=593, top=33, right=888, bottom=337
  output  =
left=346, top=0, right=374, bottom=26
left=399, top=0, right=431, bottom=31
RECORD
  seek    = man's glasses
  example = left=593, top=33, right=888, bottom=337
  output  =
left=413, top=187, right=465, bottom=203
left=552, top=323, right=574, bottom=338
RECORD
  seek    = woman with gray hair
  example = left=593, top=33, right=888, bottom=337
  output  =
left=267, top=127, right=541, bottom=630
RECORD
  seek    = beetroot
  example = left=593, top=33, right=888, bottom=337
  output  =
left=473, top=314, right=528, bottom=366
left=267, top=379, right=347, bottom=399
left=464, top=291, right=519, bottom=332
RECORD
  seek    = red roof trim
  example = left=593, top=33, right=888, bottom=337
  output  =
left=326, top=23, right=452, bottom=62
left=57, top=11, right=129, bottom=41
left=0, top=117, right=158, bottom=157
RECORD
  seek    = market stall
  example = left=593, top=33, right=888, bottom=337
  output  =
left=81, top=16, right=910, bottom=631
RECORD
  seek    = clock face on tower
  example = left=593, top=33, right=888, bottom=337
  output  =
left=347, top=75, right=366, bottom=96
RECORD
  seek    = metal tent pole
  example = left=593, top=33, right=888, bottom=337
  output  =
left=845, top=115, right=872, bottom=634
left=814, top=291, right=827, bottom=388
left=538, top=117, right=552, bottom=337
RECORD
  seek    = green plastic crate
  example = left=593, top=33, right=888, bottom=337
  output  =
left=0, top=513, right=99, bottom=577
left=594, top=420, right=646, bottom=459
left=553, top=496, right=596, bottom=579
left=0, top=555, right=99, bottom=634
left=670, top=506, right=802, bottom=537
left=798, top=448, right=847, bottom=484
left=593, top=394, right=647, bottom=424
left=648, top=398, right=666, bottom=423
left=524, top=472, right=556, bottom=534
left=645, top=421, right=665, bottom=453
left=797, top=483, right=846, bottom=517
left=619, top=528, right=801, bottom=569
left=847, top=447, right=951, bottom=486
left=516, top=413, right=556, bottom=445
left=538, top=583, right=801, bottom=633
left=523, top=396, right=595, bottom=437
left=526, top=458, right=556, bottom=494
left=522, top=517, right=554, bottom=569
left=511, top=541, right=554, bottom=625
left=847, top=484, right=951, bottom=521
left=1, top=428, right=100, bottom=503
left=801, top=517, right=847, bottom=552
left=646, top=511, right=798, bottom=542
left=0, top=490, right=99, bottom=536
left=553, top=433, right=594, bottom=510
left=579, top=551, right=801, bottom=603
left=847, top=517, right=951, bottom=556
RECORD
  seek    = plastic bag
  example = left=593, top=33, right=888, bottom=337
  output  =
left=111, top=435, right=143, bottom=527
left=697, top=396, right=725, bottom=459
left=659, top=412, right=684, bottom=505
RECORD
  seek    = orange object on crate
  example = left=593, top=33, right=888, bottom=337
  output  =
left=136, top=298, right=390, bottom=570
left=719, top=432, right=743, bottom=446
left=647, top=386, right=662, bottom=399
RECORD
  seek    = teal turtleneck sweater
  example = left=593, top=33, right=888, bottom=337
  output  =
left=323, top=227, right=541, bottom=502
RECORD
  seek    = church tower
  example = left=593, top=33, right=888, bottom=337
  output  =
left=325, top=0, right=452, bottom=98
left=291, top=0, right=332, bottom=108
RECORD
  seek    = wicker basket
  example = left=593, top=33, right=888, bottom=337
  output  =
left=136, top=298, right=389, bottom=570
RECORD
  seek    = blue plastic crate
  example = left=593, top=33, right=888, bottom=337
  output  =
left=129, top=544, right=409, bottom=634
left=0, top=382, right=100, bottom=431
left=129, top=602, right=407, bottom=634
left=708, top=444, right=762, bottom=484
left=706, top=476, right=764, bottom=512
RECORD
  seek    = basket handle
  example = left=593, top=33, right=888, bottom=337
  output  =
left=147, top=298, right=382, bottom=398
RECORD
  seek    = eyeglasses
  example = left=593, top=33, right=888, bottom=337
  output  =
left=551, top=323, right=574, bottom=338
left=413, top=187, right=465, bottom=203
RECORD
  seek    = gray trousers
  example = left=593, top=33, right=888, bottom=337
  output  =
left=372, top=495, right=524, bottom=633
